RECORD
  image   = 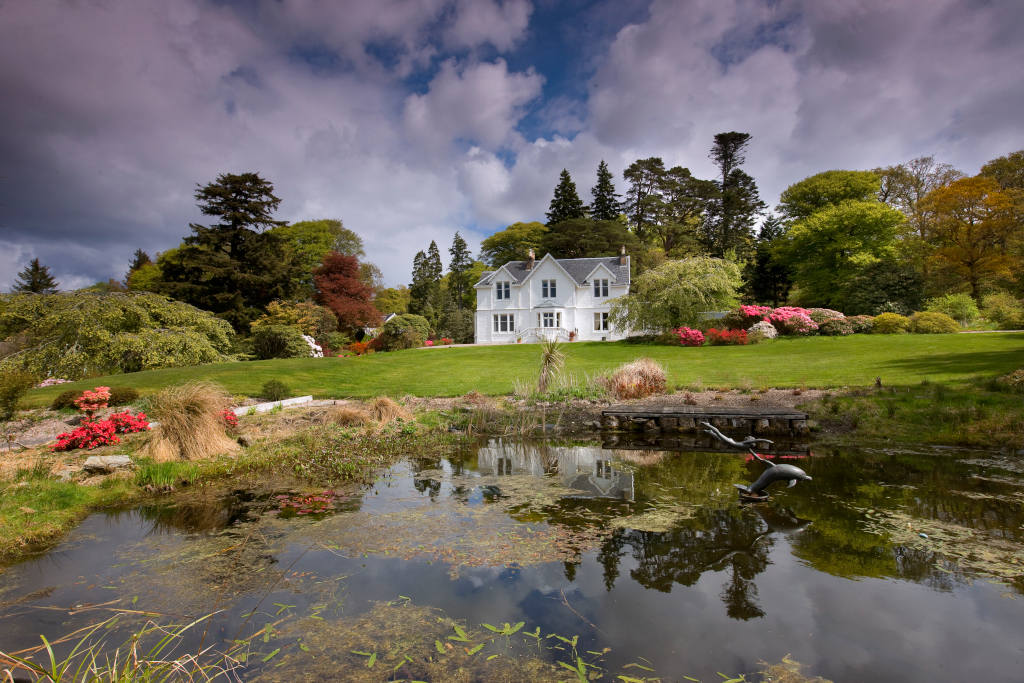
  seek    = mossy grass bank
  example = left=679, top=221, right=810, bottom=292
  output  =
left=21, top=333, right=1024, bottom=408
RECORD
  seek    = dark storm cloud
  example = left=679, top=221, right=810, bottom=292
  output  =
left=0, top=0, right=1021, bottom=290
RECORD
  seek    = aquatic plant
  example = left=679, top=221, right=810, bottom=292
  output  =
left=139, top=382, right=237, bottom=462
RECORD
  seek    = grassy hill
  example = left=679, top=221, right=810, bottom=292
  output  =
left=21, top=333, right=1024, bottom=408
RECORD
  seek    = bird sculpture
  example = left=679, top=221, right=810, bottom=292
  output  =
left=699, top=421, right=774, bottom=451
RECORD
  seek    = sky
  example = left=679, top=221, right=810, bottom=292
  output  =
left=2, top=0, right=1023, bottom=291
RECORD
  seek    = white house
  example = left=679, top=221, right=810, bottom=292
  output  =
left=474, top=249, right=631, bottom=344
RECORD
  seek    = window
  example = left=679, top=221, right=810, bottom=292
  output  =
left=594, top=312, right=609, bottom=331
left=495, top=281, right=510, bottom=300
left=492, top=314, right=514, bottom=333
left=542, top=312, right=562, bottom=328
left=541, top=279, right=556, bottom=298
left=593, top=279, right=609, bottom=298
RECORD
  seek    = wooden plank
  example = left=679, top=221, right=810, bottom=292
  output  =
left=602, top=406, right=807, bottom=420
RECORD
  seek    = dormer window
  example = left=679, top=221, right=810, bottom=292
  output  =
left=593, top=279, right=609, bottom=298
left=495, top=281, right=510, bottom=300
left=541, top=279, right=556, bottom=298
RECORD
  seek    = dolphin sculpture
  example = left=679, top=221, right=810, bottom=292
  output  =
left=734, top=450, right=812, bottom=498
left=699, top=421, right=775, bottom=450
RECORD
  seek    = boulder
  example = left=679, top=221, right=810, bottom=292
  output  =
left=82, top=455, right=134, bottom=474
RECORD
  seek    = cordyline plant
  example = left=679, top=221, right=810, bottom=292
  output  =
left=609, top=257, right=741, bottom=333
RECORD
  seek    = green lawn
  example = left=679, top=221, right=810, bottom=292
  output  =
left=23, top=333, right=1024, bottom=407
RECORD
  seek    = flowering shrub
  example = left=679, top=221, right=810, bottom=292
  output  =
left=747, top=320, right=778, bottom=339
left=107, top=410, right=151, bottom=434
left=52, top=420, right=119, bottom=451
left=846, top=315, right=874, bottom=333
left=768, top=308, right=818, bottom=335
left=819, top=317, right=854, bottom=336
left=221, top=409, right=240, bottom=431
left=74, top=386, right=111, bottom=419
left=348, top=342, right=368, bottom=356
left=301, top=334, right=324, bottom=358
left=425, top=340, right=434, bottom=347
left=37, top=378, right=71, bottom=388
left=722, top=305, right=773, bottom=330
left=440, top=337, right=454, bottom=345
left=806, top=308, right=845, bottom=325
left=706, top=328, right=748, bottom=346
left=675, top=327, right=706, bottom=347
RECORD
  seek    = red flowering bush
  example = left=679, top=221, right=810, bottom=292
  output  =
left=221, top=409, right=240, bottom=432
left=441, top=337, right=454, bottom=345
left=348, top=341, right=368, bottom=356
left=706, top=328, right=748, bottom=345
left=52, top=409, right=150, bottom=451
left=722, top=305, right=773, bottom=330
left=107, top=411, right=151, bottom=434
left=74, top=386, right=111, bottom=419
left=674, top=327, right=706, bottom=347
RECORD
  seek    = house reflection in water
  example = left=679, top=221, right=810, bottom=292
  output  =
left=476, top=439, right=633, bottom=501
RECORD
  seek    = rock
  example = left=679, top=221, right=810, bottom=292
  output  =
left=19, top=507, right=36, bottom=514
left=919, top=533, right=928, bottom=539
left=237, top=434, right=256, bottom=447
left=82, top=455, right=134, bottom=474
left=602, top=415, right=620, bottom=429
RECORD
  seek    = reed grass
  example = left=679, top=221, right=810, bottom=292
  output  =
left=139, top=382, right=237, bottom=462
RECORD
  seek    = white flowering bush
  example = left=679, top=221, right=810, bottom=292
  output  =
left=747, top=320, right=778, bottom=339
left=302, top=334, right=324, bottom=358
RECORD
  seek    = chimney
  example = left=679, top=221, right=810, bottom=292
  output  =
left=526, top=248, right=535, bottom=270
left=618, top=245, right=627, bottom=266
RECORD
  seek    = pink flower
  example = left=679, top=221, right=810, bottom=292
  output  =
left=425, top=340, right=434, bottom=346
left=674, top=327, right=705, bottom=347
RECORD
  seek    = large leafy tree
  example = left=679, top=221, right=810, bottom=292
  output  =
left=542, top=218, right=637, bottom=260
left=980, top=149, right=1024, bottom=190
left=157, top=173, right=301, bottom=331
left=703, top=133, right=765, bottom=257
left=609, top=257, right=741, bottom=333
left=919, top=176, right=1020, bottom=300
left=312, top=252, right=381, bottom=334
left=778, top=170, right=882, bottom=221
left=841, top=258, right=924, bottom=315
left=373, top=285, right=411, bottom=315
left=269, top=218, right=365, bottom=297
left=446, top=232, right=473, bottom=309
left=589, top=160, right=622, bottom=221
left=623, top=157, right=666, bottom=242
left=13, top=258, right=59, bottom=293
left=408, top=241, right=444, bottom=325
left=125, top=249, right=152, bottom=282
left=656, top=166, right=716, bottom=256
left=742, top=216, right=792, bottom=307
left=775, top=200, right=904, bottom=308
left=546, top=169, right=587, bottom=225
left=480, top=222, right=548, bottom=267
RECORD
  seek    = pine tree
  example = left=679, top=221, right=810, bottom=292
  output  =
left=126, top=249, right=153, bottom=282
left=589, top=160, right=622, bottom=221
left=742, top=215, right=792, bottom=307
left=623, top=157, right=667, bottom=242
left=157, top=172, right=301, bottom=331
left=546, top=169, right=586, bottom=225
left=447, top=232, right=473, bottom=310
left=408, top=240, right=444, bottom=325
left=705, top=133, right=766, bottom=257
left=13, top=258, right=59, bottom=293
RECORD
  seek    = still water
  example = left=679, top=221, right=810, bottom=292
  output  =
left=2, top=438, right=1023, bottom=682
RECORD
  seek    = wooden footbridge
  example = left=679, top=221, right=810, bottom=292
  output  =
left=601, top=404, right=810, bottom=436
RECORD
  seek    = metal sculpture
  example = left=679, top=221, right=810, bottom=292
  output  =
left=699, top=421, right=812, bottom=499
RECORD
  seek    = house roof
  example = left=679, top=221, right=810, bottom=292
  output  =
left=475, top=255, right=630, bottom=287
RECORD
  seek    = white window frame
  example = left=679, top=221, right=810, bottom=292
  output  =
left=593, top=279, right=609, bottom=298
left=594, top=312, right=609, bottom=331
left=542, top=279, right=556, bottom=298
left=495, top=281, right=510, bottom=300
left=493, top=314, right=514, bottom=333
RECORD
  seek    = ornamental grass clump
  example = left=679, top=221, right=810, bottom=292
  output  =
left=368, top=396, right=412, bottom=424
left=139, top=382, right=238, bottom=461
left=605, top=357, right=667, bottom=400
left=330, top=405, right=372, bottom=427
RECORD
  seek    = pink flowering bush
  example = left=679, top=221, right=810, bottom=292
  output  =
left=424, top=339, right=434, bottom=347
left=846, top=315, right=874, bottom=333
left=74, top=386, right=111, bottom=420
left=37, top=378, right=71, bottom=388
left=806, top=308, right=845, bottom=325
left=721, top=305, right=773, bottom=330
left=768, top=307, right=818, bottom=336
left=674, top=327, right=706, bottom=347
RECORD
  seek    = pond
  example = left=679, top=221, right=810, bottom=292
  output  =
left=2, top=437, right=1023, bottom=682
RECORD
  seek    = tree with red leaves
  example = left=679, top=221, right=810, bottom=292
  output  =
left=313, top=252, right=382, bottom=334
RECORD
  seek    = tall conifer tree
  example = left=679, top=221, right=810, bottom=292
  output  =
left=447, top=232, right=473, bottom=310
left=704, top=133, right=765, bottom=257
left=409, top=240, right=444, bottom=324
left=546, top=169, right=586, bottom=225
left=589, top=160, right=622, bottom=221
left=13, top=258, right=59, bottom=293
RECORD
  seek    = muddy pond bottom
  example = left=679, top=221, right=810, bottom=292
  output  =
left=2, top=438, right=1024, bottom=682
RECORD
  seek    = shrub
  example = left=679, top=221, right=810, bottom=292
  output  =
left=925, top=293, right=978, bottom=326
left=348, top=341, right=369, bottom=356
left=108, top=386, right=140, bottom=406
left=706, top=328, right=748, bottom=345
left=250, top=300, right=338, bottom=339
left=250, top=325, right=310, bottom=360
left=819, top=317, right=854, bottom=336
left=75, top=387, right=111, bottom=420
left=262, top=379, right=291, bottom=402
left=910, top=311, right=960, bottom=334
left=220, top=409, right=240, bottom=432
left=981, top=292, right=1024, bottom=330
left=806, top=308, right=845, bottom=325
left=604, top=357, right=667, bottom=399
left=846, top=315, right=874, bottom=333
left=377, top=314, right=430, bottom=351
left=52, top=410, right=150, bottom=451
left=106, top=411, right=151, bottom=434
left=139, top=382, right=237, bottom=461
left=302, top=334, right=323, bottom=357
left=674, top=327, right=706, bottom=347
left=50, top=388, right=83, bottom=411
left=721, top=305, right=772, bottom=330
left=747, top=320, right=778, bottom=339
left=872, top=312, right=911, bottom=334
left=768, top=308, right=818, bottom=335
left=996, top=369, right=1024, bottom=392
left=873, top=300, right=911, bottom=316
left=325, top=331, right=351, bottom=351
left=0, top=370, right=36, bottom=420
